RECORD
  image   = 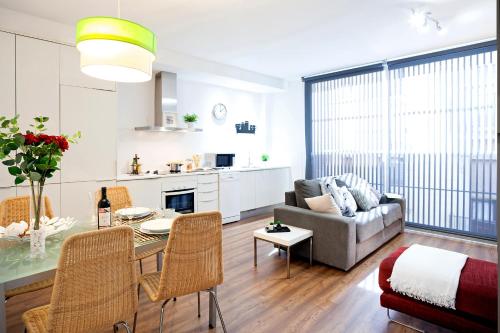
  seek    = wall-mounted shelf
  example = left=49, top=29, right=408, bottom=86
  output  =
left=134, top=126, right=203, bottom=133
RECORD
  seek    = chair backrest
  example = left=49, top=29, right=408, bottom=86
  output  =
left=47, top=226, right=137, bottom=333
left=95, top=186, right=133, bottom=213
left=0, top=195, right=55, bottom=227
left=158, top=211, right=223, bottom=299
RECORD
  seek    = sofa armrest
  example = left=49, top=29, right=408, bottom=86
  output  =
left=391, top=197, right=406, bottom=231
left=274, top=206, right=356, bottom=271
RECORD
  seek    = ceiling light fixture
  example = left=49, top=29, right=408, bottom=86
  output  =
left=409, top=9, right=442, bottom=33
left=75, top=0, right=157, bottom=83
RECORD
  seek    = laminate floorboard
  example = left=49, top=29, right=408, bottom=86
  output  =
left=5, top=214, right=497, bottom=333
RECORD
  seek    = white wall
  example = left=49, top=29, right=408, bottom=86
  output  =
left=266, top=80, right=306, bottom=181
left=117, top=79, right=269, bottom=173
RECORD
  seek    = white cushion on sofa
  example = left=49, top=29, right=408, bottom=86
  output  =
left=304, top=194, right=342, bottom=215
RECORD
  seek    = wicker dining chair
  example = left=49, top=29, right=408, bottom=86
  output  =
left=22, top=226, right=138, bottom=333
left=137, top=211, right=227, bottom=333
left=95, top=186, right=164, bottom=274
left=0, top=195, right=55, bottom=300
left=0, top=195, right=54, bottom=228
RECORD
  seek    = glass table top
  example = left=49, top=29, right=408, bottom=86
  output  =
left=0, top=219, right=169, bottom=285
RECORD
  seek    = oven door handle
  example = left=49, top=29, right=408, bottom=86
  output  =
left=163, top=189, right=196, bottom=196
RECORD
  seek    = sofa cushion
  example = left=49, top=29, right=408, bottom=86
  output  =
left=337, top=173, right=382, bottom=200
left=304, top=194, right=341, bottom=215
left=379, top=203, right=403, bottom=226
left=353, top=208, right=384, bottom=242
left=294, top=179, right=322, bottom=209
left=349, top=184, right=379, bottom=211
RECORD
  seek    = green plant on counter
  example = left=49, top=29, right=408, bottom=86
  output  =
left=261, top=154, right=269, bottom=162
left=183, top=113, right=198, bottom=123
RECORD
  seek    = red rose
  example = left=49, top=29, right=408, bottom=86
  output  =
left=56, top=136, right=69, bottom=151
left=23, top=133, right=39, bottom=145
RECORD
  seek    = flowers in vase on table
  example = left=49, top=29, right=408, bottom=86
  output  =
left=0, top=115, right=80, bottom=230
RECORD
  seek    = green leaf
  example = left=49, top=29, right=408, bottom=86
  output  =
left=7, top=142, right=18, bottom=150
left=42, top=116, right=49, bottom=122
left=15, top=153, right=23, bottom=163
left=8, top=166, right=21, bottom=176
left=3, top=147, right=10, bottom=155
left=1, top=120, right=10, bottom=128
left=29, top=171, right=41, bottom=181
left=15, top=175, right=26, bottom=185
left=2, top=159, right=15, bottom=166
left=36, top=164, right=49, bottom=171
left=13, top=134, right=25, bottom=146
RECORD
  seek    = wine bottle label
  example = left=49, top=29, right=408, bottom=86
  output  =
left=98, top=207, right=111, bottom=228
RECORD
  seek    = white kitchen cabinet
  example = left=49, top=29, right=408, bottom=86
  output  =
left=240, top=167, right=291, bottom=211
left=16, top=36, right=60, bottom=134
left=0, top=187, right=16, bottom=202
left=197, top=174, right=219, bottom=212
left=16, top=36, right=61, bottom=184
left=0, top=32, right=15, bottom=188
left=117, top=178, right=162, bottom=209
left=17, top=183, right=61, bottom=218
left=60, top=45, right=115, bottom=91
left=61, top=180, right=115, bottom=222
left=60, top=86, right=117, bottom=182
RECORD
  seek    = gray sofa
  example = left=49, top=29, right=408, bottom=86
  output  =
left=274, top=179, right=405, bottom=271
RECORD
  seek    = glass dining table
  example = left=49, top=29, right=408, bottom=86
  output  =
left=0, top=218, right=218, bottom=332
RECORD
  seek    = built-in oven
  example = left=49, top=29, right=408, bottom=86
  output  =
left=162, top=187, right=197, bottom=214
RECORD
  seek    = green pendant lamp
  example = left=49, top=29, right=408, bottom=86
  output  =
left=76, top=13, right=157, bottom=82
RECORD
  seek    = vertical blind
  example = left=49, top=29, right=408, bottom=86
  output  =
left=305, top=42, right=497, bottom=239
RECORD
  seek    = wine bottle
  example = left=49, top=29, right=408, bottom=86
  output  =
left=97, top=187, right=112, bottom=229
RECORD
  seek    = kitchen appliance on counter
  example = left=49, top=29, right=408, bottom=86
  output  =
left=219, top=172, right=240, bottom=223
left=162, top=178, right=197, bottom=214
left=204, top=153, right=235, bottom=168
left=167, top=162, right=183, bottom=173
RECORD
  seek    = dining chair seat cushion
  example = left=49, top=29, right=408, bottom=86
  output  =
left=139, top=272, right=162, bottom=302
left=22, top=304, right=50, bottom=333
left=135, top=244, right=164, bottom=261
left=5, top=278, right=54, bottom=298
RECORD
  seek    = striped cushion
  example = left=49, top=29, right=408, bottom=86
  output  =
left=349, top=184, right=379, bottom=211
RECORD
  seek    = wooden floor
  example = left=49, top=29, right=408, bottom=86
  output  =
left=6, top=214, right=497, bottom=333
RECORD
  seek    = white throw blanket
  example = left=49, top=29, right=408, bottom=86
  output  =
left=389, top=244, right=468, bottom=309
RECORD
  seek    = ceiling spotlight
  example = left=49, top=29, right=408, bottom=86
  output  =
left=410, top=9, right=443, bottom=33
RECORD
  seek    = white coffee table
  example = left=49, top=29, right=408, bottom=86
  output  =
left=253, top=225, right=313, bottom=278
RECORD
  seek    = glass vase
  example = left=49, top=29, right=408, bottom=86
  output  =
left=29, top=181, right=46, bottom=259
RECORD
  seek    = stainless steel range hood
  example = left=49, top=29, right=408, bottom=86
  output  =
left=135, top=71, right=201, bottom=132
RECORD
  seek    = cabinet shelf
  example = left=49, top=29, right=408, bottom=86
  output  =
left=134, top=126, right=203, bottom=133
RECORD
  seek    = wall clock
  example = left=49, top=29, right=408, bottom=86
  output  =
left=212, top=103, right=227, bottom=120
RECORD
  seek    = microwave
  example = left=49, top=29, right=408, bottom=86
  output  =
left=204, top=153, right=235, bottom=168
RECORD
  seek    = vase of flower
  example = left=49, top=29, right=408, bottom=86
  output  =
left=0, top=115, right=80, bottom=259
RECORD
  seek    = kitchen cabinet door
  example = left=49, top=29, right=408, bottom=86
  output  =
left=117, top=179, right=162, bottom=209
left=61, top=180, right=115, bottom=223
left=239, top=171, right=256, bottom=211
left=267, top=168, right=291, bottom=205
left=16, top=36, right=61, bottom=184
left=0, top=32, right=15, bottom=188
left=254, top=170, right=272, bottom=208
left=16, top=36, right=59, bottom=134
left=60, top=86, right=117, bottom=182
left=60, top=45, right=115, bottom=91
left=17, top=183, right=61, bottom=218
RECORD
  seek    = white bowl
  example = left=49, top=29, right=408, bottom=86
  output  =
left=115, top=207, right=151, bottom=218
left=140, top=218, right=173, bottom=233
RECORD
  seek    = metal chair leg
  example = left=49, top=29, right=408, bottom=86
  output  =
left=386, top=308, right=424, bottom=333
left=114, top=321, right=132, bottom=333
left=197, top=292, right=201, bottom=317
left=208, top=290, right=227, bottom=333
left=159, top=299, right=170, bottom=333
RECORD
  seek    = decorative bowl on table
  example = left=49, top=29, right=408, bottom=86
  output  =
left=0, top=216, right=77, bottom=242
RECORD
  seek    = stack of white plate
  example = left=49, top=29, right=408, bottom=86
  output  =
left=140, top=218, right=174, bottom=235
left=115, top=207, right=152, bottom=219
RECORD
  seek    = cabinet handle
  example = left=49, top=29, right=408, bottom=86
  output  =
left=198, top=190, right=218, bottom=194
left=199, top=199, right=216, bottom=203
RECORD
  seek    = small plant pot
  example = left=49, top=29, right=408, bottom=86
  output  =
left=187, top=122, right=195, bottom=128
left=30, top=227, right=46, bottom=259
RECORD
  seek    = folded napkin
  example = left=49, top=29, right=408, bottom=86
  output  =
left=5, top=221, right=29, bottom=237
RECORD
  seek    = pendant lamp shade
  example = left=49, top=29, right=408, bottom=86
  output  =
left=76, top=17, right=157, bottom=82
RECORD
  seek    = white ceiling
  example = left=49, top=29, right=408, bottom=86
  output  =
left=0, top=0, right=495, bottom=80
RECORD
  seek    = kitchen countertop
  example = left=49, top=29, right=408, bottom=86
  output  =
left=117, top=165, right=290, bottom=181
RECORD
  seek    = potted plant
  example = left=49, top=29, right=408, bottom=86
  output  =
left=261, top=154, right=269, bottom=162
left=183, top=113, right=198, bottom=128
left=0, top=115, right=80, bottom=258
